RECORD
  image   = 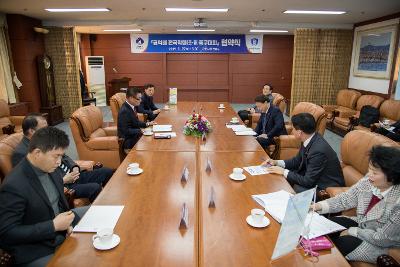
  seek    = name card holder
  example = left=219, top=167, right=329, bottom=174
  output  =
left=208, top=186, right=216, bottom=208
left=181, top=165, right=189, bottom=184
left=205, top=157, right=212, bottom=173
left=179, top=203, right=189, bottom=229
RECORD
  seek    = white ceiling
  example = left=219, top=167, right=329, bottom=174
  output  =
left=1, top=0, right=400, bottom=34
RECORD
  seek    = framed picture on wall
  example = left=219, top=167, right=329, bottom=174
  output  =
left=353, top=24, right=398, bottom=79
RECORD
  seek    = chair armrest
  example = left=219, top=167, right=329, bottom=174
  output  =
left=275, top=135, right=301, bottom=148
left=75, top=160, right=95, bottom=171
left=325, top=187, right=350, bottom=198
left=9, top=116, right=24, bottom=126
left=86, top=136, right=119, bottom=150
left=103, top=126, right=117, bottom=136
left=322, top=105, right=337, bottom=113
left=335, top=109, right=357, bottom=118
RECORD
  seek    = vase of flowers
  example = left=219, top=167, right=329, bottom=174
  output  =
left=183, top=113, right=212, bottom=137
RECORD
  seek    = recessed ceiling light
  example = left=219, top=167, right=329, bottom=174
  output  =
left=45, top=8, right=111, bottom=12
left=177, top=29, right=216, bottom=32
left=250, top=29, right=288, bottom=33
left=103, top=29, right=142, bottom=32
left=283, top=10, right=346, bottom=15
left=166, top=8, right=228, bottom=12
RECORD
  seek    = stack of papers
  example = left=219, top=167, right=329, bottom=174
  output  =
left=154, top=132, right=177, bottom=138
left=235, top=131, right=257, bottom=136
left=243, top=165, right=269, bottom=176
left=153, top=125, right=173, bottom=132
left=252, top=190, right=345, bottom=238
left=73, top=205, right=124, bottom=232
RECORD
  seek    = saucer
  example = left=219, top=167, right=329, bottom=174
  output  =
left=229, top=173, right=246, bottom=181
left=143, top=131, right=153, bottom=136
left=127, top=168, right=143, bottom=175
left=218, top=106, right=225, bottom=109
left=93, top=234, right=120, bottom=250
left=246, top=215, right=270, bottom=228
left=230, top=120, right=240, bottom=124
left=164, top=107, right=170, bottom=110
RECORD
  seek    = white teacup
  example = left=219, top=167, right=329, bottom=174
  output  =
left=219, top=103, right=225, bottom=108
left=92, top=228, right=113, bottom=246
left=232, top=167, right=243, bottom=179
left=164, top=104, right=170, bottom=110
left=144, top=128, right=152, bottom=134
left=383, top=119, right=390, bottom=126
left=251, top=208, right=265, bottom=225
left=128, top=163, right=140, bottom=170
left=231, top=117, right=239, bottom=123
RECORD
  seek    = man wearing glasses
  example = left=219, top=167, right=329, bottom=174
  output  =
left=118, top=87, right=156, bottom=149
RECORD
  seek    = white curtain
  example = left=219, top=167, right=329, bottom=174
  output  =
left=0, top=26, right=15, bottom=103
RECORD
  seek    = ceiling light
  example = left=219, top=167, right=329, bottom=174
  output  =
left=250, top=29, right=288, bottom=33
left=283, top=10, right=346, bottom=15
left=166, top=8, right=228, bottom=12
left=177, top=29, right=216, bottom=32
left=103, top=29, right=142, bottom=32
left=45, top=8, right=111, bottom=12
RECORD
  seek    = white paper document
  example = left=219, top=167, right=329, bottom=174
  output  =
left=252, top=190, right=346, bottom=238
left=235, top=130, right=257, bottom=136
left=73, top=205, right=124, bottom=233
left=303, top=212, right=346, bottom=239
left=153, top=125, right=173, bottom=132
left=229, top=125, right=249, bottom=132
left=243, top=165, right=269, bottom=176
left=154, top=132, right=177, bottom=138
left=252, top=190, right=292, bottom=223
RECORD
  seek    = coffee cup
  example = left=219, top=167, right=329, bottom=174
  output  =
left=251, top=208, right=265, bottom=225
left=219, top=103, right=225, bottom=108
left=231, top=117, right=239, bottom=123
left=383, top=119, right=390, bottom=126
left=232, top=167, right=243, bottom=179
left=128, top=163, right=140, bottom=170
left=92, top=228, right=113, bottom=246
left=164, top=104, right=170, bottom=110
left=144, top=128, right=152, bottom=134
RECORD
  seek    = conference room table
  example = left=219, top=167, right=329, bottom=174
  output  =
left=48, top=101, right=350, bottom=267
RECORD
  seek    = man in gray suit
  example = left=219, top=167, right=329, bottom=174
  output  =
left=264, top=113, right=344, bottom=193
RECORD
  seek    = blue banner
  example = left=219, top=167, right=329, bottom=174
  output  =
left=131, top=34, right=263, bottom=54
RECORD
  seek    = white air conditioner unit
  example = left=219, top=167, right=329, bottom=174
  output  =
left=85, top=56, right=106, bottom=106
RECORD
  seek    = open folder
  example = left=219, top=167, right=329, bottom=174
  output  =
left=252, top=190, right=345, bottom=239
left=73, top=205, right=124, bottom=232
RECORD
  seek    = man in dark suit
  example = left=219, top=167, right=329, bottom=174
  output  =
left=12, top=113, right=113, bottom=202
left=254, top=94, right=287, bottom=148
left=118, top=87, right=156, bottom=149
left=375, top=119, right=400, bottom=142
left=0, top=127, right=88, bottom=266
left=238, top=83, right=275, bottom=122
left=265, top=113, right=344, bottom=193
left=137, top=84, right=161, bottom=121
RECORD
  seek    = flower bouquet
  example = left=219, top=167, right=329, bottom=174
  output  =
left=183, top=113, right=212, bottom=137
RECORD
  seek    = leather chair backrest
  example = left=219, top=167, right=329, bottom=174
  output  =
left=379, top=99, right=400, bottom=122
left=336, top=89, right=361, bottom=109
left=0, top=133, right=23, bottom=181
left=0, top=99, right=12, bottom=127
left=70, top=106, right=104, bottom=140
left=291, top=102, right=327, bottom=135
left=355, top=94, right=384, bottom=111
left=110, top=93, right=126, bottom=123
left=341, top=130, right=399, bottom=186
left=272, top=93, right=286, bottom=113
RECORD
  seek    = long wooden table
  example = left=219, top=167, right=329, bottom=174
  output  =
left=48, top=102, right=350, bottom=267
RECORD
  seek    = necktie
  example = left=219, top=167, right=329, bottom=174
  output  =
left=364, top=195, right=381, bottom=215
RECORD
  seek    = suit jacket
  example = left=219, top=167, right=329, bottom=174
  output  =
left=284, top=133, right=344, bottom=190
left=0, top=158, right=70, bottom=264
left=117, top=102, right=146, bottom=149
left=137, top=93, right=158, bottom=115
left=320, top=177, right=400, bottom=263
left=254, top=105, right=287, bottom=138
